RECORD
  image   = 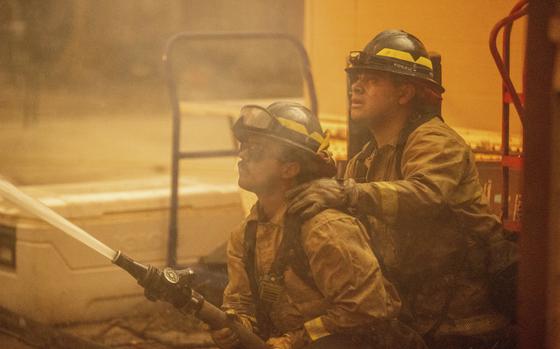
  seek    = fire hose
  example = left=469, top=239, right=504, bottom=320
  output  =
left=0, top=179, right=268, bottom=349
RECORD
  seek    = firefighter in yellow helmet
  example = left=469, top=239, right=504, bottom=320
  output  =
left=287, top=30, right=517, bottom=349
left=211, top=101, right=427, bottom=349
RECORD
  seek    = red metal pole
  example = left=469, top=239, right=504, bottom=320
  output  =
left=502, top=16, right=512, bottom=221
left=489, top=2, right=528, bottom=126
left=489, top=0, right=528, bottom=227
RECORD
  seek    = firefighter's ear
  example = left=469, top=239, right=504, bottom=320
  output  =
left=281, top=161, right=301, bottom=180
left=398, top=83, right=416, bottom=105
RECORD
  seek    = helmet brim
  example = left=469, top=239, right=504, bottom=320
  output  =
left=233, top=127, right=320, bottom=158
left=346, top=65, right=445, bottom=94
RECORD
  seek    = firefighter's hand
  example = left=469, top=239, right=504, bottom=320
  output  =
left=142, top=266, right=168, bottom=302
left=211, top=327, right=240, bottom=349
left=286, top=178, right=358, bottom=220
left=266, top=328, right=309, bottom=349
left=210, top=310, right=254, bottom=349
left=141, top=267, right=193, bottom=309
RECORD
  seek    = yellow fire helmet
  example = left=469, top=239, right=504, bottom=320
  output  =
left=346, top=29, right=444, bottom=94
left=233, top=101, right=331, bottom=156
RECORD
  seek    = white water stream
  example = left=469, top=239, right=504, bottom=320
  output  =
left=0, top=179, right=117, bottom=261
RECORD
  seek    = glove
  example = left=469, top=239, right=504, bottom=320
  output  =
left=141, top=266, right=193, bottom=308
left=211, top=327, right=240, bottom=349
left=210, top=310, right=254, bottom=349
left=266, top=328, right=310, bottom=349
left=286, top=178, right=359, bottom=220
left=142, top=266, right=174, bottom=302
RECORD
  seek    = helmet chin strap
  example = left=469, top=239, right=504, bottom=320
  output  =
left=317, top=131, right=331, bottom=152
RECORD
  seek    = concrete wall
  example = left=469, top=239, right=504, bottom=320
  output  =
left=304, top=0, right=526, bottom=135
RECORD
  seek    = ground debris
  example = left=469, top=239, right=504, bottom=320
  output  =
left=0, top=306, right=107, bottom=349
left=0, top=304, right=218, bottom=349
left=60, top=304, right=217, bottom=349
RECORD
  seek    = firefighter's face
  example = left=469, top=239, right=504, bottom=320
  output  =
left=349, top=71, right=402, bottom=126
left=237, top=136, right=297, bottom=195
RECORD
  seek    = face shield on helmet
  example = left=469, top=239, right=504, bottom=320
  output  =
left=232, top=104, right=330, bottom=157
left=233, top=102, right=337, bottom=179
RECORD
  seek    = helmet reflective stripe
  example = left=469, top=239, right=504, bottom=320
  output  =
left=233, top=102, right=332, bottom=157
left=276, top=116, right=326, bottom=146
left=346, top=29, right=444, bottom=94
left=376, top=48, right=433, bottom=70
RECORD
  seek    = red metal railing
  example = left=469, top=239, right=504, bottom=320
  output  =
left=489, top=0, right=528, bottom=231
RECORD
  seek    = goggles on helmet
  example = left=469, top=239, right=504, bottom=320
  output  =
left=347, top=51, right=379, bottom=67
left=232, top=105, right=329, bottom=156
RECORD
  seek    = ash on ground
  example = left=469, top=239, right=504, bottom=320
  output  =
left=0, top=303, right=217, bottom=349
left=59, top=304, right=217, bottom=349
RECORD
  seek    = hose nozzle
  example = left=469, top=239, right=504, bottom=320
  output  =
left=113, top=250, right=149, bottom=281
left=113, top=251, right=197, bottom=311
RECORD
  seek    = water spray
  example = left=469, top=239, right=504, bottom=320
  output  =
left=0, top=179, right=267, bottom=349
left=0, top=179, right=117, bottom=260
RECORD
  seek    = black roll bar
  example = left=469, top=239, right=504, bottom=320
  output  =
left=162, top=32, right=318, bottom=267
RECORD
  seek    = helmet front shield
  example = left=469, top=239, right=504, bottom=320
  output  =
left=233, top=104, right=329, bottom=156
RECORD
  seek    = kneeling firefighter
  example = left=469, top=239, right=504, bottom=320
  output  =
left=211, top=101, right=427, bottom=349
left=287, top=30, right=518, bottom=349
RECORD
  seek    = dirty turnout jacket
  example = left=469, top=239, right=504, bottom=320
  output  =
left=345, top=117, right=512, bottom=337
left=222, top=204, right=401, bottom=340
